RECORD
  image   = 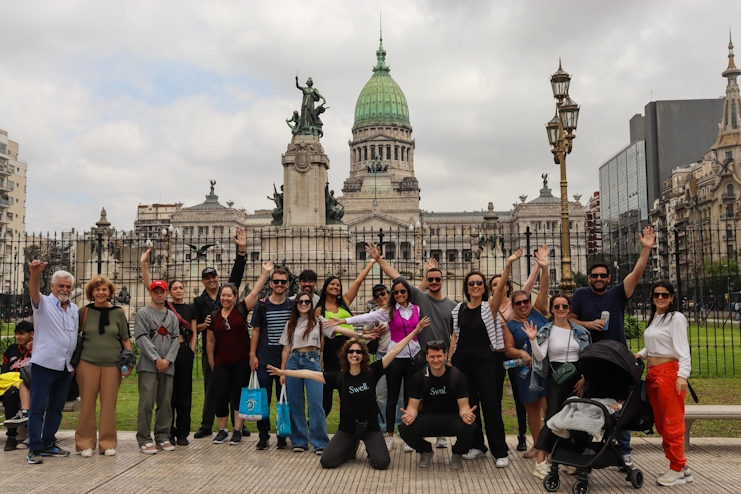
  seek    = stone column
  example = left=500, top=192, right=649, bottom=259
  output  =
left=281, top=135, right=329, bottom=227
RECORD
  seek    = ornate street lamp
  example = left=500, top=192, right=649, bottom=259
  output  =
left=545, top=60, right=581, bottom=296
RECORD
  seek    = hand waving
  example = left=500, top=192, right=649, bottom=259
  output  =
left=414, top=316, right=431, bottom=335
left=262, top=260, right=275, bottom=273
left=365, top=242, right=382, bottom=261
left=639, top=226, right=656, bottom=249
left=522, top=320, right=538, bottom=340
left=140, top=248, right=151, bottom=265
left=507, top=248, right=523, bottom=266
left=28, top=260, right=48, bottom=274
left=534, top=244, right=550, bottom=268
left=233, top=227, right=247, bottom=250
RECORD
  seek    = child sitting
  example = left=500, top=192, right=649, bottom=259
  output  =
left=1, top=321, right=34, bottom=451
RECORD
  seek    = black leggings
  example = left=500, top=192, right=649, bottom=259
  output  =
left=384, top=357, right=414, bottom=435
left=535, top=362, right=581, bottom=452
left=212, top=359, right=250, bottom=418
left=322, top=334, right=348, bottom=416
left=507, top=366, right=527, bottom=436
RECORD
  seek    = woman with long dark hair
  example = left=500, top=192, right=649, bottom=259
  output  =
left=635, top=281, right=692, bottom=486
left=523, top=292, right=591, bottom=479
left=278, top=293, right=364, bottom=453
left=327, top=278, right=422, bottom=451
left=268, top=317, right=430, bottom=470
left=315, top=259, right=376, bottom=416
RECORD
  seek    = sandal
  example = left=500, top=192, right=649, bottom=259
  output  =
left=523, top=448, right=538, bottom=459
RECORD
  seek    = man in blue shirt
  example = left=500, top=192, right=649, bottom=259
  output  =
left=570, top=226, right=655, bottom=467
left=26, top=260, right=79, bottom=464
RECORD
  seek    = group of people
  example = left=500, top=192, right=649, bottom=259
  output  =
left=1, top=225, right=695, bottom=486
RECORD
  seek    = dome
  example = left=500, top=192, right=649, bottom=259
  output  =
left=353, top=39, right=411, bottom=130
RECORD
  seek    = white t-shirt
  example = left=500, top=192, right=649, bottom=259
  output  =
left=530, top=325, right=581, bottom=363
left=279, top=316, right=334, bottom=350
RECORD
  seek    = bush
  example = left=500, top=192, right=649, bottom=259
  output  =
left=0, top=336, right=13, bottom=355
left=624, top=314, right=643, bottom=340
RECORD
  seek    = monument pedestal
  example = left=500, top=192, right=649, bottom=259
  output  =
left=281, top=135, right=329, bottom=228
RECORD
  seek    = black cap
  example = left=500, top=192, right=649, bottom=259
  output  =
left=372, top=284, right=388, bottom=295
left=201, top=267, right=218, bottom=278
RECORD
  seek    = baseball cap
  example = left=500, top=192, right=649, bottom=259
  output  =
left=150, top=280, right=168, bottom=292
left=201, top=267, right=218, bottom=278
left=372, top=284, right=388, bottom=296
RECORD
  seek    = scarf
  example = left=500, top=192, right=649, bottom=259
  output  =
left=87, top=304, right=121, bottom=334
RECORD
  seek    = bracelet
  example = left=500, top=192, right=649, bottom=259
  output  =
left=238, top=251, right=247, bottom=256
left=505, top=264, right=511, bottom=270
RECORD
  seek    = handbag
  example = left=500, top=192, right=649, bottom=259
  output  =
left=400, top=313, right=426, bottom=370
left=239, top=371, right=269, bottom=421
left=276, top=385, right=291, bottom=437
left=549, top=327, right=578, bottom=385
left=70, top=307, right=89, bottom=368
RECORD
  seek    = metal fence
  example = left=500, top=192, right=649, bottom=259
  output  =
left=1, top=221, right=739, bottom=376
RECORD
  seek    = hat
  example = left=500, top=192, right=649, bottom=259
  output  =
left=372, top=284, right=388, bottom=296
left=150, top=280, right=168, bottom=292
left=201, top=267, right=218, bottom=278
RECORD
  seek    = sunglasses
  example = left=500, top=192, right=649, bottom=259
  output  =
left=652, top=292, right=672, bottom=299
left=347, top=349, right=364, bottom=355
left=427, top=277, right=442, bottom=283
left=553, top=304, right=570, bottom=310
left=392, top=289, right=407, bottom=295
left=271, top=279, right=289, bottom=285
left=589, top=273, right=609, bottom=279
left=296, top=299, right=312, bottom=306
left=373, top=291, right=387, bottom=299
left=223, top=318, right=231, bottom=331
left=513, top=299, right=530, bottom=306
left=426, top=340, right=444, bottom=348
left=468, top=280, right=484, bottom=287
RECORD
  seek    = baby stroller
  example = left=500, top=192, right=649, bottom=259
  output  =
left=543, top=340, right=653, bottom=494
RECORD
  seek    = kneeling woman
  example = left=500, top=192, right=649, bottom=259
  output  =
left=278, top=293, right=366, bottom=453
left=269, top=317, right=430, bottom=470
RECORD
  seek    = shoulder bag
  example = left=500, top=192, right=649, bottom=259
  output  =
left=70, top=306, right=89, bottom=368
left=549, top=326, right=578, bottom=385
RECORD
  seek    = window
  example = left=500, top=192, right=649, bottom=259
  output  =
left=727, top=151, right=733, bottom=161
left=728, top=184, right=735, bottom=196
left=401, top=241, right=411, bottom=260
left=550, top=268, right=557, bottom=281
left=371, top=145, right=376, bottom=160
left=356, top=242, right=367, bottom=260
left=463, top=249, right=472, bottom=261
left=363, top=146, right=367, bottom=160
left=447, top=250, right=457, bottom=262
left=430, top=249, right=441, bottom=261
left=401, top=147, right=405, bottom=161
left=733, top=101, right=738, bottom=130
left=198, top=226, right=207, bottom=236
left=386, top=145, right=391, bottom=160
left=251, top=252, right=260, bottom=261
left=395, top=146, right=399, bottom=160
left=384, top=242, right=396, bottom=260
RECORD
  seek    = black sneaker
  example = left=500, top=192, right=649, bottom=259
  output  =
left=229, top=430, right=242, bottom=445
left=5, top=437, right=18, bottom=451
left=241, top=426, right=251, bottom=437
left=40, top=443, right=70, bottom=457
left=193, top=428, right=212, bottom=439
left=27, top=450, right=43, bottom=464
left=4, top=410, right=29, bottom=425
left=516, top=434, right=527, bottom=452
left=277, top=437, right=288, bottom=449
left=169, top=436, right=177, bottom=447
left=256, top=438, right=269, bottom=450
left=212, top=430, right=229, bottom=444
left=177, top=437, right=189, bottom=446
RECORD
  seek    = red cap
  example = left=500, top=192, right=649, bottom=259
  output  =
left=150, top=280, right=168, bottom=292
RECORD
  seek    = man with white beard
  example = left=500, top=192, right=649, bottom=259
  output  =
left=25, top=260, right=79, bottom=464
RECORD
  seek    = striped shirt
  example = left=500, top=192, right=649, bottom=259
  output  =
left=31, top=293, right=79, bottom=372
left=251, top=298, right=291, bottom=366
left=451, top=301, right=504, bottom=352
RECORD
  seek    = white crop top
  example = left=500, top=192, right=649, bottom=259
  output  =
left=636, top=312, right=691, bottom=379
left=530, top=325, right=580, bottom=363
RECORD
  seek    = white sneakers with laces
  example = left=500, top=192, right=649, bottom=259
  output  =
left=462, top=448, right=486, bottom=460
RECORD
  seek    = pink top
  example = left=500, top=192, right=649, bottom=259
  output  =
left=388, top=305, right=420, bottom=343
left=497, top=265, right=541, bottom=326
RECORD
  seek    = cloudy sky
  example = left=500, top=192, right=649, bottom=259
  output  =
left=0, top=0, right=736, bottom=232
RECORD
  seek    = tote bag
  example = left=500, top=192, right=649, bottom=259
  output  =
left=276, top=385, right=291, bottom=437
left=239, top=371, right=269, bottom=421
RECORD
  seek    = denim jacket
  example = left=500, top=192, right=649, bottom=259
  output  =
left=530, top=320, right=591, bottom=391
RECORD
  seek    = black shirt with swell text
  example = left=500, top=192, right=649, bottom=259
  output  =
left=324, top=360, right=385, bottom=434
left=408, top=365, right=468, bottom=415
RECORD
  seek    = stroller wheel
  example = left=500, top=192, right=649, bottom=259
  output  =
left=543, top=473, right=560, bottom=492
left=572, top=480, right=589, bottom=494
left=629, top=469, right=644, bottom=489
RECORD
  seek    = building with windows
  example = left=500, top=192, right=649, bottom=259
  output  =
left=134, top=203, right=180, bottom=237
left=0, top=130, right=28, bottom=293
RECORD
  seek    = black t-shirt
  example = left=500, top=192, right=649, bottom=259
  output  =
left=408, top=365, right=468, bottom=414
left=2, top=343, right=32, bottom=373
left=168, top=302, right=196, bottom=341
left=324, top=360, right=385, bottom=434
left=457, top=304, right=490, bottom=350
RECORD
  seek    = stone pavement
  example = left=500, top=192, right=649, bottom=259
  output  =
left=1, top=432, right=738, bottom=493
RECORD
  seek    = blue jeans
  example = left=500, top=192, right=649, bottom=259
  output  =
left=256, top=364, right=283, bottom=440
left=375, top=352, right=403, bottom=433
left=286, top=350, right=328, bottom=450
left=617, top=428, right=632, bottom=455
left=28, top=363, right=72, bottom=452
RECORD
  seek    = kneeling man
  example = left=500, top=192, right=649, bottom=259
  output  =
left=399, top=342, right=477, bottom=470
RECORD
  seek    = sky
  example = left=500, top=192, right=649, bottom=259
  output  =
left=0, top=0, right=737, bottom=233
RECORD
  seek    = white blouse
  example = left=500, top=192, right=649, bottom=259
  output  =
left=636, top=312, right=691, bottom=379
left=530, top=325, right=581, bottom=363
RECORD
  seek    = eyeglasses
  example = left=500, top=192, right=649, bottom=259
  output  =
left=271, top=279, right=289, bottom=285
left=223, top=318, right=231, bottom=331
left=427, top=277, right=442, bottom=283
left=468, top=280, right=484, bottom=287
left=296, top=299, right=312, bottom=306
left=513, top=299, right=530, bottom=306
left=652, top=292, right=672, bottom=299
left=347, top=349, right=364, bottom=355
left=392, top=289, right=407, bottom=296
left=589, top=273, right=609, bottom=279
left=553, top=304, right=570, bottom=310
left=373, top=291, right=387, bottom=299
left=426, top=340, right=444, bottom=348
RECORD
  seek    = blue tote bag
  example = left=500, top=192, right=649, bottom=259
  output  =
left=276, top=385, right=291, bottom=437
left=240, top=371, right=269, bottom=421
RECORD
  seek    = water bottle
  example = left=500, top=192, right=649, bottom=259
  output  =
left=519, top=366, right=531, bottom=379
left=121, top=365, right=128, bottom=376
left=601, top=311, right=610, bottom=332
left=503, top=358, right=524, bottom=369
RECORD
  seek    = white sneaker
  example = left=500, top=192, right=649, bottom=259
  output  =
left=462, top=448, right=486, bottom=460
left=532, top=460, right=549, bottom=479
left=403, top=441, right=414, bottom=452
left=495, top=456, right=510, bottom=468
left=104, top=449, right=116, bottom=456
left=622, top=453, right=634, bottom=468
left=435, top=436, right=448, bottom=448
left=559, top=464, right=577, bottom=475
left=683, top=466, right=693, bottom=482
left=657, top=469, right=686, bottom=486
left=385, top=436, right=395, bottom=451
left=80, top=448, right=93, bottom=458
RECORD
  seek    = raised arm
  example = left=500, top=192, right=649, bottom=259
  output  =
left=622, top=226, right=655, bottom=298
left=381, top=317, right=430, bottom=368
left=522, top=263, right=541, bottom=295
left=366, top=243, right=401, bottom=280
left=490, top=249, right=523, bottom=314
left=343, top=258, right=376, bottom=305
left=533, top=245, right=550, bottom=316
left=418, top=258, right=438, bottom=291
left=267, top=364, right=326, bottom=384
left=228, top=228, right=249, bottom=289
left=243, top=260, right=274, bottom=311
left=28, top=260, right=47, bottom=309
left=140, top=248, right=152, bottom=294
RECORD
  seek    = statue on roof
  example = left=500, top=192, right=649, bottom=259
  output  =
left=541, top=173, right=549, bottom=190
left=209, top=180, right=216, bottom=195
left=268, top=183, right=284, bottom=226
left=293, top=76, right=328, bottom=138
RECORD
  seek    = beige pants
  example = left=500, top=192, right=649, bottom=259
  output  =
left=75, top=360, right=122, bottom=452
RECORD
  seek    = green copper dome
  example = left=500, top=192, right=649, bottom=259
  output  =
left=353, top=39, right=411, bottom=130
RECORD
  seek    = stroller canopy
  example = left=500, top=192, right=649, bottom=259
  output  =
left=579, top=340, right=643, bottom=400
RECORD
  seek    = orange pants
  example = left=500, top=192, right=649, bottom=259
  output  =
left=646, top=360, right=686, bottom=472
left=75, top=360, right=122, bottom=452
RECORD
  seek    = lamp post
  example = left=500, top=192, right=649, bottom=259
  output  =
left=546, top=60, right=580, bottom=296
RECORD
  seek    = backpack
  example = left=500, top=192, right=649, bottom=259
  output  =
left=210, top=301, right=249, bottom=331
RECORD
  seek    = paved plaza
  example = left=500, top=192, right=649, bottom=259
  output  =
left=1, top=432, right=738, bottom=493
